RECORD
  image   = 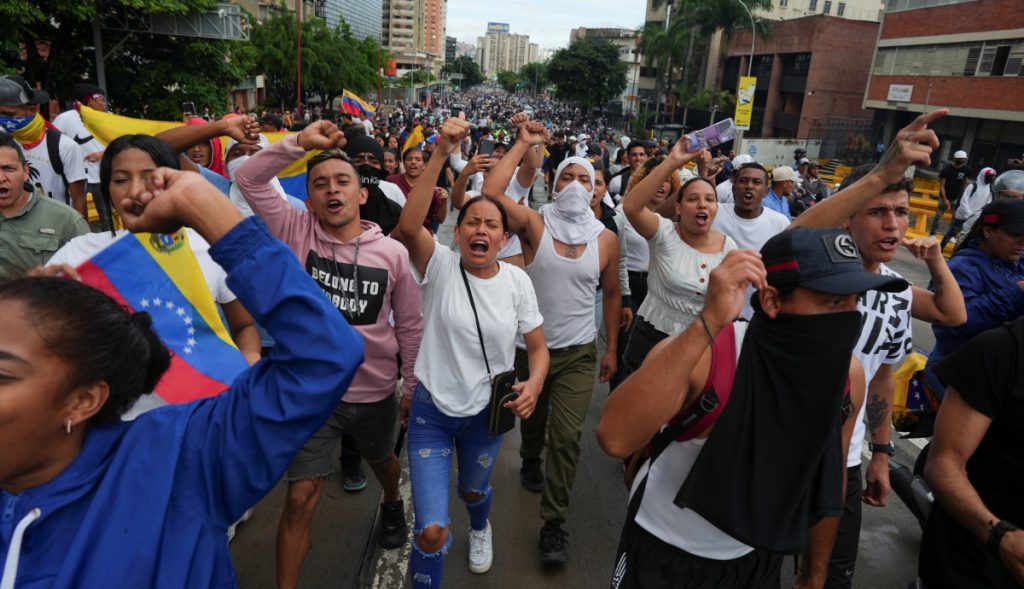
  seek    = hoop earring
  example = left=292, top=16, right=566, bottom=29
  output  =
left=65, top=419, right=73, bottom=435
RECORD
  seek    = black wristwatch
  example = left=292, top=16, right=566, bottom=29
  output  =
left=869, top=442, right=895, bottom=457
left=987, top=520, right=1019, bottom=556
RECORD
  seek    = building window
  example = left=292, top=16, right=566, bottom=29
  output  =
left=809, top=0, right=818, bottom=11
left=823, top=0, right=832, bottom=14
left=779, top=0, right=788, bottom=6
left=837, top=2, right=845, bottom=15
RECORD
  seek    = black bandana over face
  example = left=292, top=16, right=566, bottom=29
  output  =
left=673, top=307, right=862, bottom=554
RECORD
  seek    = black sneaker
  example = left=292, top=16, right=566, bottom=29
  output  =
left=342, top=465, right=367, bottom=493
left=520, top=458, right=544, bottom=493
left=539, top=521, right=568, bottom=564
left=379, top=500, right=407, bottom=549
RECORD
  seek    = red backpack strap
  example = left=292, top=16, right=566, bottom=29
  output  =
left=671, top=322, right=738, bottom=442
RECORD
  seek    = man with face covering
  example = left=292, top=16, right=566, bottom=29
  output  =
left=597, top=227, right=913, bottom=589
left=345, top=134, right=407, bottom=235
left=233, top=121, right=424, bottom=586
left=483, top=117, right=622, bottom=565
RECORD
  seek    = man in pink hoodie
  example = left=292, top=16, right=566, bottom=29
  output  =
left=234, top=121, right=423, bottom=589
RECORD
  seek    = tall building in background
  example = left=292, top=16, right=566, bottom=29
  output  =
left=476, top=23, right=537, bottom=74
left=863, top=0, right=1024, bottom=173
left=570, top=28, right=641, bottom=115
left=382, top=0, right=446, bottom=75
left=232, top=1, right=381, bottom=40
left=445, top=36, right=457, bottom=62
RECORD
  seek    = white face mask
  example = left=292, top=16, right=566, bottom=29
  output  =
left=553, top=180, right=592, bottom=218
left=226, top=155, right=248, bottom=181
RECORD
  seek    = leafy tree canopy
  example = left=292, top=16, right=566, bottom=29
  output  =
left=441, top=55, right=483, bottom=89
left=546, top=40, right=627, bottom=108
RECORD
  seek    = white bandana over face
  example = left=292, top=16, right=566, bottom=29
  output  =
left=539, top=157, right=606, bottom=245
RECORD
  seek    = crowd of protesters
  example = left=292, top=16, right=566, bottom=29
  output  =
left=0, top=76, right=1022, bottom=589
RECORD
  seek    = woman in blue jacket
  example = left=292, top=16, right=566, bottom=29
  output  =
left=928, top=199, right=1024, bottom=396
left=0, top=166, right=364, bottom=588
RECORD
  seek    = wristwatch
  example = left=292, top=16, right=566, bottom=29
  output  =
left=987, top=520, right=1019, bottom=556
left=869, top=442, right=895, bottom=457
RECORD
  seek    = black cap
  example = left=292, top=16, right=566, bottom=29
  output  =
left=761, top=228, right=909, bottom=295
left=258, top=113, right=283, bottom=129
left=979, top=199, right=1024, bottom=235
left=72, top=83, right=104, bottom=103
left=345, top=134, right=385, bottom=165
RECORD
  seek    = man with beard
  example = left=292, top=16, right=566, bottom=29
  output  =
left=598, top=227, right=905, bottom=589
left=234, top=121, right=423, bottom=587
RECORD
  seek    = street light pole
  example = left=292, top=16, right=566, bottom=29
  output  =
left=733, top=0, right=756, bottom=152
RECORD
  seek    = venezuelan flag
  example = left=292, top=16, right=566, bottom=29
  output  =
left=341, top=90, right=376, bottom=119
left=76, top=231, right=249, bottom=405
left=403, top=124, right=424, bottom=155
left=79, top=106, right=315, bottom=200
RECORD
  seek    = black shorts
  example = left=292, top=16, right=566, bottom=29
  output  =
left=611, top=520, right=783, bottom=589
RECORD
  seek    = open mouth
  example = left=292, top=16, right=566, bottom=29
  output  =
left=741, top=191, right=755, bottom=203
left=877, top=237, right=899, bottom=251
left=0, top=187, right=9, bottom=200
left=469, top=239, right=489, bottom=255
left=326, top=198, right=343, bottom=213
left=694, top=212, right=709, bottom=226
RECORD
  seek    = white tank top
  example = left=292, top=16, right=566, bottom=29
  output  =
left=520, top=229, right=600, bottom=349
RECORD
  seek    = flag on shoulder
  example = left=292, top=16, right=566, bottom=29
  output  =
left=76, top=230, right=249, bottom=405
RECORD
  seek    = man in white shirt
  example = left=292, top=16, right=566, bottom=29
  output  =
left=52, top=83, right=109, bottom=226
left=713, top=162, right=789, bottom=319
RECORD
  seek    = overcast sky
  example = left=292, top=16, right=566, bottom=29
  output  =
left=445, top=0, right=646, bottom=50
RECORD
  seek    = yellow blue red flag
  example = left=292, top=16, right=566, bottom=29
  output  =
left=341, top=90, right=376, bottom=118
left=78, top=106, right=315, bottom=199
left=76, top=231, right=249, bottom=405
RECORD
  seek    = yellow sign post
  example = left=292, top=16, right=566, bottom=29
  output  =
left=734, top=76, right=757, bottom=131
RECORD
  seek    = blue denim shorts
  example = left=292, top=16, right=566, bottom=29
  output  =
left=407, top=384, right=504, bottom=534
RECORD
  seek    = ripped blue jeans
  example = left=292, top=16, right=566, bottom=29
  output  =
left=407, top=384, right=503, bottom=586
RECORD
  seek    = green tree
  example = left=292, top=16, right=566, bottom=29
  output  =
left=441, top=55, right=483, bottom=90
left=518, top=62, right=547, bottom=94
left=546, top=40, right=627, bottom=108
left=0, top=0, right=255, bottom=116
left=252, top=9, right=380, bottom=113
left=495, top=70, right=519, bottom=94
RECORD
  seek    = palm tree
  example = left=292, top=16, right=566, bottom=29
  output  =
left=638, top=18, right=688, bottom=124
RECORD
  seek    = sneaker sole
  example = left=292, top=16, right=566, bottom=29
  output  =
left=343, top=480, right=368, bottom=493
left=541, top=551, right=568, bottom=564
left=469, top=557, right=493, bottom=574
left=521, top=479, right=543, bottom=493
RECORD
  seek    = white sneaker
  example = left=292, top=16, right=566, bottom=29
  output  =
left=468, top=521, right=493, bottom=573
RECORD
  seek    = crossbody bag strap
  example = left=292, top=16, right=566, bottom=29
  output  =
left=459, top=262, right=492, bottom=379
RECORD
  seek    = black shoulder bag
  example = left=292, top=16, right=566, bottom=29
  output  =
left=459, top=263, right=518, bottom=436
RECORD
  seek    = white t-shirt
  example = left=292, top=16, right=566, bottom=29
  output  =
left=52, top=110, right=104, bottom=184
left=639, top=216, right=737, bottom=335
left=848, top=264, right=913, bottom=467
left=380, top=180, right=407, bottom=207
left=48, top=228, right=236, bottom=305
left=24, top=132, right=88, bottom=204
left=633, top=322, right=752, bottom=559
left=412, top=244, right=543, bottom=417
left=712, top=204, right=790, bottom=319
left=716, top=179, right=734, bottom=203
left=615, top=204, right=650, bottom=272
